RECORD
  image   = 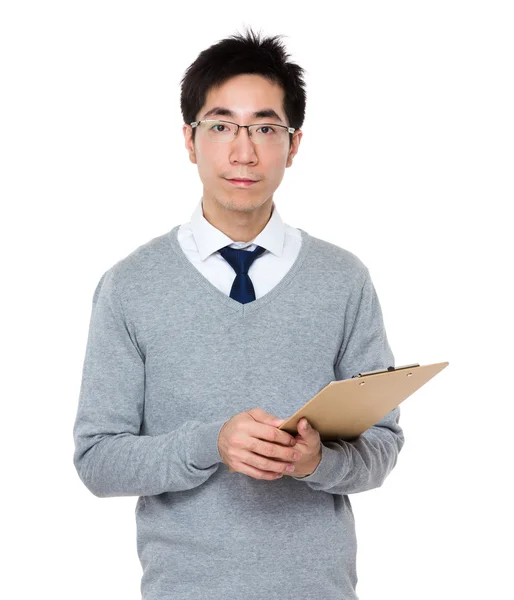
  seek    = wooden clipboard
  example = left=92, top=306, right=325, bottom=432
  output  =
left=278, top=361, right=449, bottom=442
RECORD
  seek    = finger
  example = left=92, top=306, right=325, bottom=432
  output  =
left=248, top=437, right=301, bottom=463
left=247, top=408, right=285, bottom=428
left=233, top=460, right=285, bottom=480
left=298, top=418, right=317, bottom=436
left=241, top=450, right=296, bottom=475
left=248, top=421, right=297, bottom=447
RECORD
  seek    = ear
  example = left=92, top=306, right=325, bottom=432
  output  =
left=285, top=130, right=302, bottom=168
left=183, top=124, right=197, bottom=165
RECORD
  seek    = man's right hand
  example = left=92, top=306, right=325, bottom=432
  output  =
left=217, top=408, right=302, bottom=480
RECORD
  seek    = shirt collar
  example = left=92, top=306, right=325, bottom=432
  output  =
left=189, top=198, right=286, bottom=261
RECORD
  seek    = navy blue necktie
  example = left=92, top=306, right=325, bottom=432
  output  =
left=218, top=245, right=267, bottom=304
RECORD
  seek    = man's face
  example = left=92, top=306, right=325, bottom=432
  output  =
left=183, top=74, right=302, bottom=213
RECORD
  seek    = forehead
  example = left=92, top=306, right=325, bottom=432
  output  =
left=200, top=74, right=286, bottom=122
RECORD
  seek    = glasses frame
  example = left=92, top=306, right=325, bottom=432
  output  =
left=190, top=119, right=295, bottom=144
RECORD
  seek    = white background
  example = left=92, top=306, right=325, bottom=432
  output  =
left=1, top=1, right=512, bottom=598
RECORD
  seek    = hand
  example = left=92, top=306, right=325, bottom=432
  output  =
left=286, top=418, right=322, bottom=478
left=218, top=408, right=302, bottom=480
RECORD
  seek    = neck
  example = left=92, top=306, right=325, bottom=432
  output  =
left=201, top=194, right=274, bottom=243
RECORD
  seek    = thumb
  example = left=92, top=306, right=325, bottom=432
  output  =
left=300, top=418, right=310, bottom=431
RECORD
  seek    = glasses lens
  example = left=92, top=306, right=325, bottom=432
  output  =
left=248, top=124, right=287, bottom=145
left=202, top=120, right=237, bottom=142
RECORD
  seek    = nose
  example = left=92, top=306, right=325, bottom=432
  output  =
left=229, top=126, right=258, bottom=165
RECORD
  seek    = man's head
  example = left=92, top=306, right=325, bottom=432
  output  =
left=180, top=28, right=306, bottom=215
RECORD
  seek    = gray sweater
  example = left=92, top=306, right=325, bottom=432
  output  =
left=73, top=225, right=405, bottom=600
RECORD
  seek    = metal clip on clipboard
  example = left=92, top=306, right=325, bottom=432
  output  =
left=352, top=363, right=421, bottom=378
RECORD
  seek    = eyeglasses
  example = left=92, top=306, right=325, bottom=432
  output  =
left=190, top=119, right=295, bottom=146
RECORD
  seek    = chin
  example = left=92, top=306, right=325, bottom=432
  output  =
left=215, top=192, right=267, bottom=213
left=227, top=199, right=262, bottom=213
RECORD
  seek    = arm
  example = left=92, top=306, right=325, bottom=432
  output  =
left=293, top=268, right=405, bottom=495
left=73, top=268, right=225, bottom=498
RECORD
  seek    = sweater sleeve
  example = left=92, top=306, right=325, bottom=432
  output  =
left=73, top=268, right=225, bottom=498
left=292, top=268, right=405, bottom=495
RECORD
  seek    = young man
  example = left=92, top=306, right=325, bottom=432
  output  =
left=73, top=28, right=405, bottom=600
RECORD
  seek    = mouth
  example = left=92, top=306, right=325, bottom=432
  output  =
left=225, top=178, right=258, bottom=187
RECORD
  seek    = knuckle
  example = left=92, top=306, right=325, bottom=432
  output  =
left=226, top=450, right=237, bottom=464
left=256, top=458, right=270, bottom=471
left=231, top=435, right=244, bottom=448
left=282, top=447, right=294, bottom=460
left=264, top=442, right=276, bottom=457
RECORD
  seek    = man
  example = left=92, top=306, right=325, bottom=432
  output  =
left=73, top=28, right=405, bottom=600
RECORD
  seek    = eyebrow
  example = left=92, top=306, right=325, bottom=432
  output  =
left=201, top=106, right=285, bottom=123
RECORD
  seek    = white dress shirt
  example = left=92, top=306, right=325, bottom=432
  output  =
left=177, top=199, right=303, bottom=299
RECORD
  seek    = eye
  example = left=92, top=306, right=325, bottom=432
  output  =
left=257, top=125, right=276, bottom=135
left=211, top=123, right=229, bottom=133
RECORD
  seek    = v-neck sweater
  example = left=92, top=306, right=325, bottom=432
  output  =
left=73, top=224, right=405, bottom=600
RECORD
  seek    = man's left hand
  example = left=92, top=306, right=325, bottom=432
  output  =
left=288, top=418, right=322, bottom=478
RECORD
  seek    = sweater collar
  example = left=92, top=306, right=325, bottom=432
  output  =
left=189, top=198, right=286, bottom=261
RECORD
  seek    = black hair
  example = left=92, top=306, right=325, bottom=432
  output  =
left=180, top=27, right=306, bottom=146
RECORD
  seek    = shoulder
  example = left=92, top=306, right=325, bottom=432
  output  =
left=95, top=228, right=177, bottom=298
left=302, top=230, right=369, bottom=282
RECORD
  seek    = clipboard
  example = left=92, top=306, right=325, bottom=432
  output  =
left=278, top=361, right=449, bottom=442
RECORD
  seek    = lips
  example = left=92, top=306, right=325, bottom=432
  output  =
left=225, top=178, right=258, bottom=187
left=227, top=178, right=256, bottom=182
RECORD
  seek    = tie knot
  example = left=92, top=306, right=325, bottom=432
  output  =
left=218, top=245, right=267, bottom=274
